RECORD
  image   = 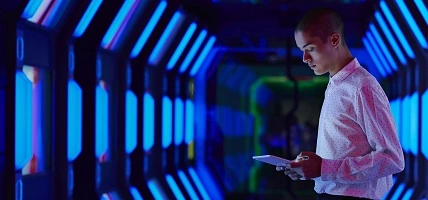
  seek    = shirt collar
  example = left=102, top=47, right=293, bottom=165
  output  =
left=329, top=58, right=360, bottom=85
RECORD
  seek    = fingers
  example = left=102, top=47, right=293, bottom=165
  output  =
left=299, top=151, right=314, bottom=157
left=296, top=155, right=309, bottom=161
left=290, top=161, right=303, bottom=168
left=286, top=170, right=303, bottom=181
left=276, top=163, right=290, bottom=171
left=277, top=165, right=306, bottom=181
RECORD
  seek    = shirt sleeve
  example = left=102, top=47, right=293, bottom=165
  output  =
left=320, top=84, right=405, bottom=184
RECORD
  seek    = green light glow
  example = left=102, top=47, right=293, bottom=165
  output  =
left=249, top=76, right=328, bottom=192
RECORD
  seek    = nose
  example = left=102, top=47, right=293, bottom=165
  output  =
left=303, top=51, right=311, bottom=63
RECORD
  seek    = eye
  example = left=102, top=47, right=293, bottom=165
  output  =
left=308, top=47, right=315, bottom=52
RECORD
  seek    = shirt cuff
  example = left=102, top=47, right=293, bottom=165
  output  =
left=320, top=158, right=337, bottom=181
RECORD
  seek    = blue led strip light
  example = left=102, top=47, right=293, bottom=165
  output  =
left=174, top=98, right=184, bottom=145
left=129, top=187, right=143, bottom=200
left=369, top=24, right=397, bottom=71
left=68, top=80, right=82, bottom=161
left=362, top=37, right=386, bottom=77
left=149, top=11, right=184, bottom=66
left=165, top=174, right=185, bottom=199
left=15, top=71, right=33, bottom=169
left=143, top=92, right=155, bottom=151
left=366, top=32, right=391, bottom=75
left=391, top=183, right=406, bottom=200
left=395, top=0, right=427, bottom=49
left=390, top=99, right=401, bottom=141
left=162, top=96, right=172, bottom=148
left=185, top=99, right=194, bottom=144
left=422, top=91, right=428, bottom=159
left=42, top=1, right=73, bottom=27
left=178, top=170, right=198, bottom=199
left=102, top=0, right=139, bottom=49
left=95, top=85, right=109, bottom=158
left=401, top=95, right=410, bottom=152
left=402, top=189, right=414, bottom=200
left=73, top=0, right=103, bottom=38
left=126, top=90, right=137, bottom=154
left=409, top=92, right=418, bottom=155
left=379, top=1, right=415, bottom=59
left=188, top=168, right=210, bottom=200
left=21, top=0, right=43, bottom=19
left=179, top=30, right=207, bottom=73
left=147, top=179, right=167, bottom=199
left=374, top=11, right=407, bottom=65
left=130, top=1, right=167, bottom=58
left=415, top=0, right=428, bottom=26
left=26, top=1, right=51, bottom=24
left=190, top=36, right=217, bottom=76
left=167, top=23, right=197, bottom=70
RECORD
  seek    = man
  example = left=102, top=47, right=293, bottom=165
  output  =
left=276, top=7, right=405, bottom=200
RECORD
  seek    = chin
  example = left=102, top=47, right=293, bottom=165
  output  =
left=313, top=71, right=327, bottom=76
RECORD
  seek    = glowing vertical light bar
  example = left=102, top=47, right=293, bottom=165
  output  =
left=147, top=179, right=167, bottom=199
left=179, top=30, right=207, bottom=73
left=366, top=32, right=391, bottom=75
left=126, top=90, right=137, bottom=154
left=188, top=167, right=210, bottom=200
left=95, top=85, right=109, bottom=158
left=422, top=90, right=428, bottom=159
left=143, top=92, right=155, bottom=151
left=401, top=95, right=410, bottom=153
left=374, top=11, right=407, bottom=65
left=409, top=92, right=418, bottom=155
left=185, top=99, right=194, bottom=144
left=379, top=1, right=415, bottom=59
left=162, top=96, right=172, bottom=148
left=167, top=23, right=197, bottom=70
left=165, top=174, right=185, bottom=200
left=21, top=0, right=43, bottom=19
left=362, top=37, right=386, bottom=77
left=130, top=1, right=167, bottom=58
left=67, top=80, right=82, bottom=161
left=415, top=0, right=428, bottom=26
left=26, top=0, right=51, bottom=23
left=101, top=0, right=138, bottom=49
left=15, top=71, right=33, bottom=169
left=73, top=0, right=103, bottom=38
left=369, top=24, right=397, bottom=71
left=177, top=170, right=198, bottom=199
left=190, top=36, right=216, bottom=76
left=395, top=0, right=427, bottom=48
left=129, top=187, right=143, bottom=200
left=390, top=99, right=401, bottom=140
left=174, top=98, right=184, bottom=145
left=149, top=11, right=183, bottom=65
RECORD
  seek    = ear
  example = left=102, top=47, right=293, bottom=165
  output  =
left=330, top=33, right=340, bottom=48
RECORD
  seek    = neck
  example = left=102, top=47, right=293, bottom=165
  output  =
left=329, top=47, right=354, bottom=77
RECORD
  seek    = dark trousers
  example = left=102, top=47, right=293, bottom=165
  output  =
left=318, top=193, right=372, bottom=200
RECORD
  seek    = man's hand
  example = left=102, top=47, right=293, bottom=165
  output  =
left=276, top=165, right=304, bottom=180
left=290, top=151, right=322, bottom=179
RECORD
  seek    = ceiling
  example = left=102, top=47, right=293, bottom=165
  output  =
left=181, top=0, right=378, bottom=48
left=180, top=0, right=379, bottom=77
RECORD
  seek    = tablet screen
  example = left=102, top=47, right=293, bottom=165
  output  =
left=252, top=155, right=291, bottom=166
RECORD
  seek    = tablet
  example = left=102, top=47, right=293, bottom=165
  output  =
left=252, top=155, right=292, bottom=166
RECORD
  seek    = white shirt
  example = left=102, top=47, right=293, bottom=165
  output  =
left=313, top=58, right=405, bottom=200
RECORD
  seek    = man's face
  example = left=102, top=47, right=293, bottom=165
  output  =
left=294, top=30, right=336, bottom=75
